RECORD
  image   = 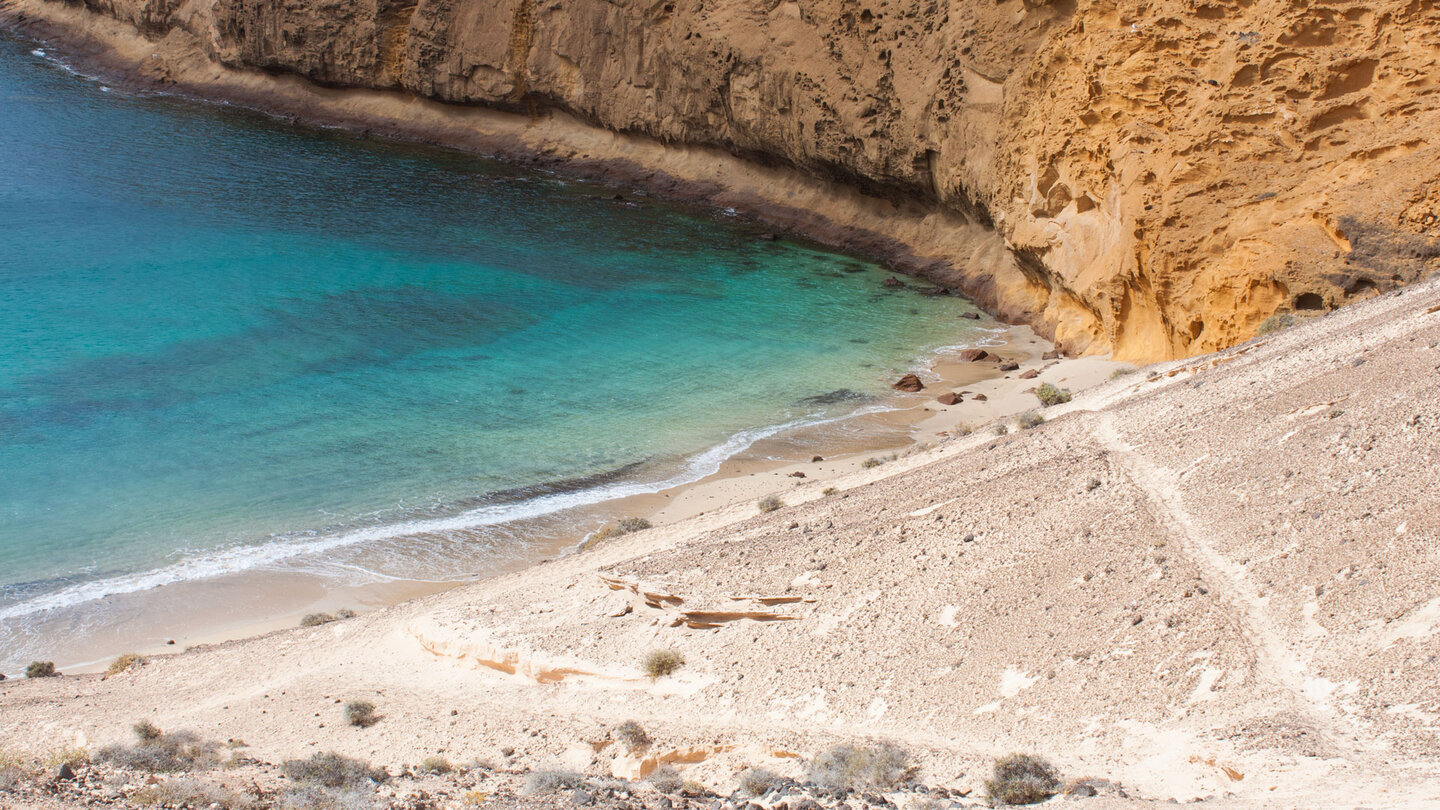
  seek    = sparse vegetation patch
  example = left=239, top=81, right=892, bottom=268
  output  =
left=105, top=653, right=148, bottom=678
left=737, top=766, right=786, bottom=797
left=757, top=495, right=784, bottom=513
left=613, top=720, right=650, bottom=750
left=1017, top=411, right=1045, bottom=430
left=24, top=661, right=56, bottom=679
left=641, top=648, right=685, bottom=679
left=808, top=742, right=916, bottom=790
left=984, top=753, right=1061, bottom=805
left=647, top=764, right=683, bottom=794
left=98, top=723, right=221, bottom=773
left=419, top=756, right=453, bottom=775
left=523, top=768, right=582, bottom=794
left=1256, top=312, right=1295, bottom=335
left=344, top=699, right=379, bottom=728
left=1035, top=383, right=1071, bottom=407
left=282, top=752, right=387, bottom=788
left=593, top=516, right=654, bottom=542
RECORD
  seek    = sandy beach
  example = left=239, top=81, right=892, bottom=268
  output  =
left=3, top=271, right=1438, bottom=810
left=30, top=318, right=1124, bottom=680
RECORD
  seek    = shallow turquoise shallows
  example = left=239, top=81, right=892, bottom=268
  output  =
left=0, top=34, right=983, bottom=653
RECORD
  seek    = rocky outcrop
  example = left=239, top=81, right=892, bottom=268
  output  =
left=10, top=0, right=1440, bottom=359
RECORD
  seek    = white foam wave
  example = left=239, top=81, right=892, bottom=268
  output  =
left=0, top=407, right=884, bottom=623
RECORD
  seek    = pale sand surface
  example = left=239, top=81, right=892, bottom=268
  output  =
left=42, top=323, right=1104, bottom=679
left=4, top=278, right=1439, bottom=808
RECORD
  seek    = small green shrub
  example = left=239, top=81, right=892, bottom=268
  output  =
left=105, top=653, right=148, bottom=678
left=808, top=742, right=916, bottom=790
left=523, top=768, right=582, bottom=794
left=25, top=661, right=57, bottom=679
left=1256, top=312, right=1295, bottom=335
left=419, top=756, right=453, bottom=774
left=1017, top=411, right=1045, bottom=430
left=300, top=613, right=337, bottom=627
left=594, top=517, right=654, bottom=541
left=99, top=724, right=220, bottom=772
left=757, top=495, right=784, bottom=513
left=861, top=457, right=885, bottom=469
left=282, top=752, right=387, bottom=788
left=984, top=753, right=1061, bottom=805
left=614, top=720, right=650, bottom=750
left=642, top=649, right=685, bottom=679
left=994, top=424, right=1009, bottom=436
left=737, top=766, right=786, bottom=797
left=344, top=700, right=378, bottom=728
left=1035, top=383, right=1071, bottom=407
left=648, top=764, right=684, bottom=794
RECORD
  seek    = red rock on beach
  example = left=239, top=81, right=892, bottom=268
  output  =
left=892, top=373, right=925, bottom=392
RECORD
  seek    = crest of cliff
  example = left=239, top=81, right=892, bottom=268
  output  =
left=11, top=0, right=1440, bottom=359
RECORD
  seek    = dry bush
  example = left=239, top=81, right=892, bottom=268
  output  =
left=132, top=777, right=251, bottom=809
left=99, top=723, right=220, bottom=772
left=1017, top=411, right=1045, bottom=430
left=523, top=768, right=583, bottom=794
left=24, top=661, right=57, bottom=679
left=647, top=765, right=684, bottom=794
left=344, top=700, right=378, bottom=728
left=105, top=653, right=148, bottom=678
left=1035, top=383, right=1071, bottom=407
left=281, top=784, right=382, bottom=810
left=984, top=753, right=1061, bottom=805
left=808, top=742, right=916, bottom=790
left=594, top=517, right=653, bottom=541
left=1256, top=313, right=1296, bottom=335
left=641, top=649, right=685, bottom=679
left=419, top=756, right=452, bottom=775
left=300, top=613, right=337, bottom=627
left=282, top=752, right=387, bottom=789
left=757, top=495, right=784, bottom=513
left=736, top=766, right=786, bottom=797
left=613, top=720, right=650, bottom=750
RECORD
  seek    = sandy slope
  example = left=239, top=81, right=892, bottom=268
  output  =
left=3, top=280, right=1440, bottom=808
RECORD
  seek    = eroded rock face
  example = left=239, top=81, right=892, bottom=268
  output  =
left=45, top=0, right=1440, bottom=359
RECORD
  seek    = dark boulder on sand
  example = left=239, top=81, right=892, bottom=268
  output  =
left=936, top=392, right=962, bottom=405
left=892, top=374, right=925, bottom=392
left=959, top=349, right=990, bottom=362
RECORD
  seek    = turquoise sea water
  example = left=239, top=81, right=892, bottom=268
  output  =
left=0, top=33, right=985, bottom=668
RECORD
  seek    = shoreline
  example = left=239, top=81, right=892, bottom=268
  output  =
left=23, top=322, right=1126, bottom=678
left=4, top=276, right=1438, bottom=807
left=0, top=8, right=1120, bottom=676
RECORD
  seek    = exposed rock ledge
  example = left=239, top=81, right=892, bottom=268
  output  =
left=5, top=0, right=1440, bottom=360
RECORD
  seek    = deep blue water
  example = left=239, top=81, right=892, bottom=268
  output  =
left=0, top=33, right=983, bottom=662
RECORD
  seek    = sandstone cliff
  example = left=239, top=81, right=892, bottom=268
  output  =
left=9, top=0, right=1440, bottom=359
